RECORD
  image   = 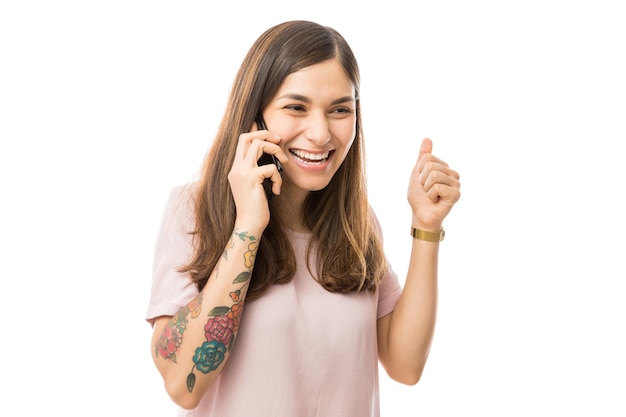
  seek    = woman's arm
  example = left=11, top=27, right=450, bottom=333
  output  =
left=377, top=138, right=460, bottom=385
left=151, top=127, right=287, bottom=409
left=151, top=225, right=263, bottom=409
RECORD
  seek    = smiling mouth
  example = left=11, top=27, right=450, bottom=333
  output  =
left=290, top=149, right=333, bottom=164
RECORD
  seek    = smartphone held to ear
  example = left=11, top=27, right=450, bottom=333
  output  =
left=255, top=115, right=283, bottom=200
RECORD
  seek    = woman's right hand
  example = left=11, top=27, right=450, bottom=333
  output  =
left=227, top=123, right=288, bottom=230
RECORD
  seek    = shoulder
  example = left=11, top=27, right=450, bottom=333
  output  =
left=165, top=182, right=197, bottom=213
left=169, top=182, right=197, bottom=205
left=159, top=182, right=199, bottom=235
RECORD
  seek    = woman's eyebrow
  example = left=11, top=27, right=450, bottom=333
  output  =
left=277, top=93, right=355, bottom=105
left=330, top=96, right=356, bottom=105
left=277, top=93, right=310, bottom=103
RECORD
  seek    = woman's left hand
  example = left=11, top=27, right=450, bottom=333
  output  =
left=407, top=138, right=461, bottom=231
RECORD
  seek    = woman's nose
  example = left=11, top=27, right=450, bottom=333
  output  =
left=304, top=113, right=331, bottom=146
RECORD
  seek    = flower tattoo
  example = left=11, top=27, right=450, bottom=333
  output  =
left=204, top=315, right=236, bottom=346
left=194, top=340, right=227, bottom=373
left=155, top=293, right=204, bottom=363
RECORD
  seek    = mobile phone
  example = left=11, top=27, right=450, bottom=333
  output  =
left=255, top=115, right=282, bottom=200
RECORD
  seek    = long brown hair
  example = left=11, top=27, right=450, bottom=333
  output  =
left=181, top=20, right=386, bottom=301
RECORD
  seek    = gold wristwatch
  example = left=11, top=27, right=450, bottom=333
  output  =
left=410, top=227, right=445, bottom=242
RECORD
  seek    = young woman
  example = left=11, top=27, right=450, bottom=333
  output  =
left=146, top=20, right=461, bottom=416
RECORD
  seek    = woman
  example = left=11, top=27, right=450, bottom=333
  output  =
left=146, top=20, right=461, bottom=416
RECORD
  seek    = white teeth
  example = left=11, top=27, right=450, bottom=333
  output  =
left=291, top=149, right=330, bottom=162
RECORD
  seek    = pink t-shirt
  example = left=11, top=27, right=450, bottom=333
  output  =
left=146, top=185, right=403, bottom=417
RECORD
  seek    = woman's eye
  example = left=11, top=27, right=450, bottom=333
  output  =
left=286, top=105, right=306, bottom=112
left=331, top=107, right=354, bottom=116
left=333, top=107, right=352, bottom=113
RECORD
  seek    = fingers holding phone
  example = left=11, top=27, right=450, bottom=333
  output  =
left=228, top=117, right=287, bottom=226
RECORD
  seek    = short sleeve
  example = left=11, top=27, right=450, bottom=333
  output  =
left=145, top=184, right=199, bottom=326
left=371, top=208, right=403, bottom=319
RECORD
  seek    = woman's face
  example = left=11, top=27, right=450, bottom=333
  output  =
left=262, top=59, right=357, bottom=199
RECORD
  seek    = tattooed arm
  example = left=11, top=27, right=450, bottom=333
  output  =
left=150, top=227, right=262, bottom=410
left=151, top=122, right=286, bottom=409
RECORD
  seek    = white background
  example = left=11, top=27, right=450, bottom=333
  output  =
left=1, top=1, right=625, bottom=416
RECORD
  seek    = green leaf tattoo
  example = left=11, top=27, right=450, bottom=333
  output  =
left=233, top=271, right=251, bottom=283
